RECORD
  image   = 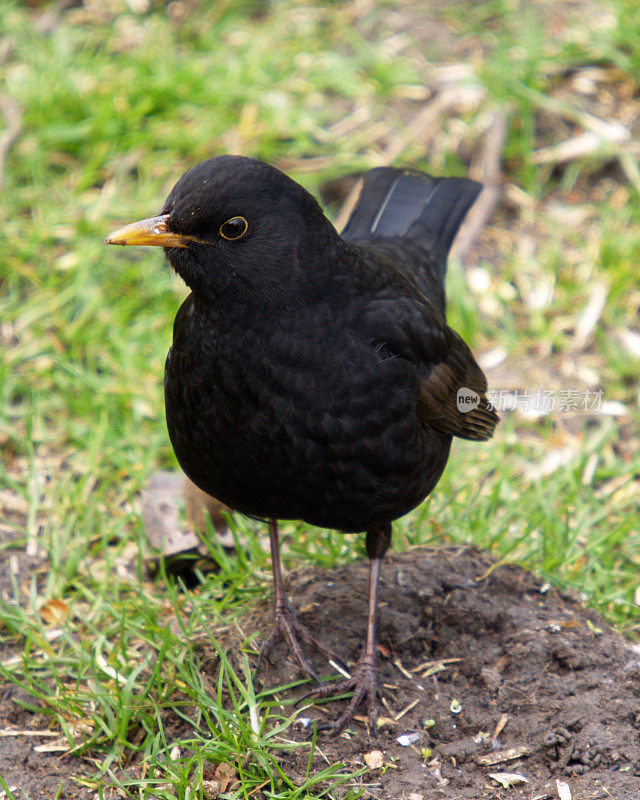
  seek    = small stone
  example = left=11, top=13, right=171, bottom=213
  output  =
left=364, top=750, right=384, bottom=770
left=480, top=667, right=502, bottom=691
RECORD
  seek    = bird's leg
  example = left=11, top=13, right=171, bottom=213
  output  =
left=300, top=524, right=391, bottom=736
left=255, top=519, right=341, bottom=682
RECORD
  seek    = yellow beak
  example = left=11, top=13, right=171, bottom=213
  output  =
left=104, top=214, right=206, bottom=248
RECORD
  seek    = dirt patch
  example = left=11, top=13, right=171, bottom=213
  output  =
left=0, top=531, right=101, bottom=799
left=0, top=672, right=100, bottom=800
left=242, top=546, right=640, bottom=799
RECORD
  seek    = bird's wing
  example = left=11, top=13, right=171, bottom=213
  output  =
left=415, top=328, right=498, bottom=441
left=364, top=295, right=499, bottom=442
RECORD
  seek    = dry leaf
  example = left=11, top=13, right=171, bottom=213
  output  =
left=489, top=772, right=529, bottom=788
left=38, top=598, right=69, bottom=626
left=478, top=346, right=507, bottom=370
left=214, top=762, right=239, bottom=794
left=618, top=328, right=640, bottom=359
left=574, top=281, right=608, bottom=348
left=525, top=446, right=577, bottom=480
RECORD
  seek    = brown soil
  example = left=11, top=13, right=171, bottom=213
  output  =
left=0, top=691, right=97, bottom=800
left=244, top=546, right=640, bottom=799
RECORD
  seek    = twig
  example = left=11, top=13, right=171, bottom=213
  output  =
left=393, top=658, right=414, bottom=680
left=451, top=109, right=507, bottom=264
left=410, top=657, right=462, bottom=672
left=335, top=178, right=363, bottom=233
left=34, top=740, right=70, bottom=753
left=247, top=780, right=270, bottom=797
left=394, top=698, right=420, bottom=721
left=380, top=83, right=485, bottom=166
left=493, top=713, right=509, bottom=739
left=330, top=658, right=351, bottom=679
left=477, top=745, right=533, bottom=766
left=0, top=93, right=22, bottom=189
left=381, top=696, right=395, bottom=717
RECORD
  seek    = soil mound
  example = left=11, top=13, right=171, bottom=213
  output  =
left=252, top=546, right=640, bottom=799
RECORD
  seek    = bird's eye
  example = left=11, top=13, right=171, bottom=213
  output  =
left=219, top=216, right=248, bottom=241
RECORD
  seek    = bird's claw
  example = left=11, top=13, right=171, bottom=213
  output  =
left=301, top=659, right=378, bottom=736
left=255, top=602, right=340, bottom=684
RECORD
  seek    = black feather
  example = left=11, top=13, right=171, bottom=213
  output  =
left=342, top=167, right=482, bottom=282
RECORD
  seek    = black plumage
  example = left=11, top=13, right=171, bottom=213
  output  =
left=106, top=155, right=498, bottom=734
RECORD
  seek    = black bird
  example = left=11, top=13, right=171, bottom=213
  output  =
left=106, top=156, right=498, bottom=734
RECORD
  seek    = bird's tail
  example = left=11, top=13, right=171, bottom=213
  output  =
left=341, top=167, right=481, bottom=282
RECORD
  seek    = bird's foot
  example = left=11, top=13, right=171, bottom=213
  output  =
left=255, top=601, right=343, bottom=684
left=299, top=657, right=378, bottom=736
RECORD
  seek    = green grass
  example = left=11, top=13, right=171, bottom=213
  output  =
left=1, top=0, right=639, bottom=797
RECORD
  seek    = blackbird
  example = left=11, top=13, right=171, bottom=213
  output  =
left=106, top=156, right=498, bottom=734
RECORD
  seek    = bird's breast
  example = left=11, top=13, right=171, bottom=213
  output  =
left=164, top=304, right=449, bottom=531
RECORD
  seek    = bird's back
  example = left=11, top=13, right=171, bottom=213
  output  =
left=340, top=168, right=481, bottom=313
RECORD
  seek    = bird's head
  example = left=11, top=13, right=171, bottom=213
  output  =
left=105, top=155, right=338, bottom=302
